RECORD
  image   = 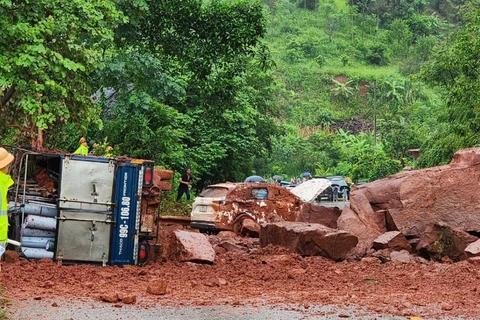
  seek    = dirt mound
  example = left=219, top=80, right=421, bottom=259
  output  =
left=3, top=247, right=480, bottom=319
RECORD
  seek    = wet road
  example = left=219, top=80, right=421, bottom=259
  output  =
left=6, top=297, right=412, bottom=320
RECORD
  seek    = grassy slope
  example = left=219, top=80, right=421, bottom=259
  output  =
left=264, top=2, right=404, bottom=128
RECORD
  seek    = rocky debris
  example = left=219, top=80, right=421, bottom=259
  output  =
left=360, top=257, right=382, bottom=264
left=465, top=239, right=480, bottom=257
left=373, top=231, right=412, bottom=252
left=5, top=249, right=480, bottom=319
left=467, top=256, right=480, bottom=265
left=344, top=148, right=480, bottom=261
left=260, top=254, right=299, bottom=267
left=122, top=295, right=137, bottom=304
left=216, top=239, right=248, bottom=254
left=337, top=206, right=381, bottom=258
left=146, top=279, right=168, bottom=295
left=217, top=231, right=238, bottom=239
left=239, top=218, right=260, bottom=237
left=100, top=293, right=119, bottom=303
left=171, top=230, right=215, bottom=264
left=3, top=250, right=19, bottom=264
left=259, top=221, right=358, bottom=260
left=390, top=250, right=414, bottom=263
left=416, top=224, right=478, bottom=261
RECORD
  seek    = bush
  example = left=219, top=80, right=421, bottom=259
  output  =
left=365, top=43, right=389, bottom=66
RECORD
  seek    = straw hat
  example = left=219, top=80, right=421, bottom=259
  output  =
left=0, top=148, right=14, bottom=169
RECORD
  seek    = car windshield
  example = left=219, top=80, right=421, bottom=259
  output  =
left=329, top=178, right=348, bottom=187
left=198, top=187, right=229, bottom=198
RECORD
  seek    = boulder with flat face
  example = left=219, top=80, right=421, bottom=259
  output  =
left=337, top=206, right=382, bottom=258
left=373, top=231, right=412, bottom=252
left=296, top=202, right=341, bottom=229
left=171, top=230, right=215, bottom=264
left=465, top=239, right=480, bottom=257
left=259, top=221, right=358, bottom=261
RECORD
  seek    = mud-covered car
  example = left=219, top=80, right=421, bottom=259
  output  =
left=190, top=179, right=333, bottom=234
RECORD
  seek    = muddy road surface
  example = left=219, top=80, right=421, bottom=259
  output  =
left=2, top=245, right=480, bottom=320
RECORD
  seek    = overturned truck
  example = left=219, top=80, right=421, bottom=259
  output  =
left=5, top=147, right=172, bottom=266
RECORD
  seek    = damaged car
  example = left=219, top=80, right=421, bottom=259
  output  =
left=190, top=178, right=338, bottom=235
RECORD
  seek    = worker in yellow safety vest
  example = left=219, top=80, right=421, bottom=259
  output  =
left=0, top=147, right=14, bottom=254
left=73, top=137, right=89, bottom=155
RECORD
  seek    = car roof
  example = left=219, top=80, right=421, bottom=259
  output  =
left=206, top=182, right=240, bottom=190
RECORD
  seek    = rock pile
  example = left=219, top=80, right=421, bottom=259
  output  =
left=339, top=147, right=480, bottom=261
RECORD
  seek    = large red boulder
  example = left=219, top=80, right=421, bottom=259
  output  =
left=259, top=221, right=358, bottom=261
left=347, top=147, right=480, bottom=241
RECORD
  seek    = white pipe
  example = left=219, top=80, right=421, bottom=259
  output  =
left=24, top=215, right=57, bottom=231
left=21, top=247, right=54, bottom=259
left=7, top=239, right=21, bottom=247
left=22, top=228, right=56, bottom=238
left=21, top=237, right=54, bottom=249
left=18, top=202, right=57, bottom=217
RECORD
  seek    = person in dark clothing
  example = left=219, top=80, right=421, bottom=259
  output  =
left=332, top=185, right=339, bottom=202
left=176, top=168, right=192, bottom=201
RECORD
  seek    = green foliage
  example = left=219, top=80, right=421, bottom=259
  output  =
left=365, top=42, right=389, bottom=66
left=433, top=225, right=455, bottom=258
left=0, top=0, right=124, bottom=145
left=0, top=0, right=471, bottom=194
left=352, top=148, right=402, bottom=182
left=297, top=0, right=319, bottom=10
left=419, top=0, right=480, bottom=165
left=110, top=0, right=277, bottom=186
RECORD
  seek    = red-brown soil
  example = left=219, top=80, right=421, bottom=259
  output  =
left=3, top=245, right=480, bottom=319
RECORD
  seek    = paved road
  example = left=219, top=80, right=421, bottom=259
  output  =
left=315, top=200, right=349, bottom=210
left=7, top=297, right=474, bottom=320
left=6, top=297, right=410, bottom=320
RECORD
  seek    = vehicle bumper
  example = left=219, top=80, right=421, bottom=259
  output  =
left=190, top=221, right=218, bottom=231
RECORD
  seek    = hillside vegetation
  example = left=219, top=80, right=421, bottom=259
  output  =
left=261, top=0, right=462, bottom=182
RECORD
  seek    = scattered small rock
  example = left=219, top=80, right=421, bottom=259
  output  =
left=441, top=303, right=454, bottom=311
left=214, top=246, right=227, bottom=255
left=390, top=250, right=413, bottom=263
left=51, top=302, right=59, bottom=307
left=468, top=257, right=480, bottom=265
left=99, top=293, right=119, bottom=303
left=33, top=297, right=42, bottom=300
left=361, top=257, right=382, bottom=264
left=217, top=231, right=238, bottom=239
left=338, top=313, right=350, bottom=318
left=147, top=279, right=167, bottom=295
left=122, top=295, right=137, bottom=304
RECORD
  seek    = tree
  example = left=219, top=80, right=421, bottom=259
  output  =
left=420, top=0, right=480, bottom=164
left=0, top=0, right=123, bottom=148
left=112, top=0, right=277, bottom=183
